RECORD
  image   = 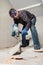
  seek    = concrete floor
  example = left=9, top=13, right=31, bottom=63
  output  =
left=0, top=46, right=43, bottom=65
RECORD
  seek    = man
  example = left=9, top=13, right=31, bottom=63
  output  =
left=9, top=8, right=41, bottom=50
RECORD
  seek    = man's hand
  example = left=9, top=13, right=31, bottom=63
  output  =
left=11, top=24, right=19, bottom=37
left=22, top=28, right=28, bottom=35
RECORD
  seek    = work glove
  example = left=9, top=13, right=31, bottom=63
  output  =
left=11, top=23, right=19, bottom=37
left=22, top=28, right=28, bottom=35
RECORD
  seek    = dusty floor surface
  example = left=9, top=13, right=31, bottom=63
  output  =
left=0, top=46, right=43, bottom=65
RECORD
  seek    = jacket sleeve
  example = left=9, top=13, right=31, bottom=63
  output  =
left=13, top=19, right=19, bottom=26
left=26, top=22, right=31, bottom=30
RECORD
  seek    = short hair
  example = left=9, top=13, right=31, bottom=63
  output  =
left=9, top=8, right=16, bottom=17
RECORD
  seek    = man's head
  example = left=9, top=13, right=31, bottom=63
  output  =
left=9, top=8, right=18, bottom=18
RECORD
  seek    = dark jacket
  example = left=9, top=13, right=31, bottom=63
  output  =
left=13, top=10, right=36, bottom=30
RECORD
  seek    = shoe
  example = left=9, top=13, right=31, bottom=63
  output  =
left=34, top=45, right=41, bottom=50
left=26, top=40, right=29, bottom=46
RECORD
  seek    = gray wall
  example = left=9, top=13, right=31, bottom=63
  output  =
left=0, top=0, right=18, bottom=49
left=9, top=0, right=41, bottom=9
left=27, top=4, right=43, bottom=17
left=9, top=0, right=43, bottom=16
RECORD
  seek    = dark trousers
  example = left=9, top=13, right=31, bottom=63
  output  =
left=22, top=18, right=40, bottom=49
